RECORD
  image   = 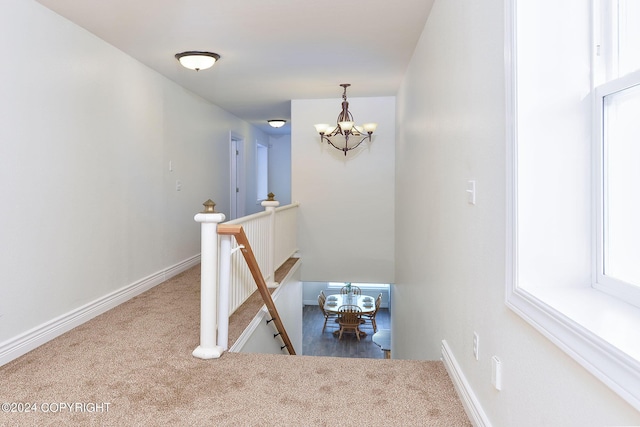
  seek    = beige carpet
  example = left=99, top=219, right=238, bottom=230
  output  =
left=0, top=266, right=471, bottom=426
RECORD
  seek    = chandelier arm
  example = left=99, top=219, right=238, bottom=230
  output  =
left=326, top=126, right=343, bottom=137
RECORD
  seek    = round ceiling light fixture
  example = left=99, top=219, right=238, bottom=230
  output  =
left=268, top=120, right=287, bottom=128
left=175, top=51, right=220, bottom=71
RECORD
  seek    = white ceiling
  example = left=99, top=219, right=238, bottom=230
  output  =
left=36, top=0, right=434, bottom=135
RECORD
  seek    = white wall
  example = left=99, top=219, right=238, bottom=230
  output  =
left=291, top=96, right=395, bottom=284
left=0, top=0, right=266, bottom=356
left=394, top=0, right=640, bottom=425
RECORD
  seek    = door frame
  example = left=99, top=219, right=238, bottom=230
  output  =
left=229, top=132, right=245, bottom=220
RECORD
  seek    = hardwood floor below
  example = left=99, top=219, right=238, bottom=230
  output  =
left=302, top=304, right=390, bottom=359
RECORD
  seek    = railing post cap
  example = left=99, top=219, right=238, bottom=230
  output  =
left=201, top=199, right=217, bottom=213
left=195, top=199, right=225, bottom=223
left=261, top=193, right=279, bottom=208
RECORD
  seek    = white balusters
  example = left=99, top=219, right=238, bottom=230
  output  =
left=217, top=234, right=232, bottom=350
left=261, top=193, right=280, bottom=287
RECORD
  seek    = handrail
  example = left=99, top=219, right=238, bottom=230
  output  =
left=217, top=223, right=296, bottom=355
left=225, top=209, right=270, bottom=225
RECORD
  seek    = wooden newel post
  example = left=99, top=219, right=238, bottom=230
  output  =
left=261, top=192, right=280, bottom=287
left=193, top=199, right=226, bottom=359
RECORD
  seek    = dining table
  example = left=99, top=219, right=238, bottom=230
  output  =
left=323, top=294, right=377, bottom=314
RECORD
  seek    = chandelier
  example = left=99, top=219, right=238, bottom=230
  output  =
left=314, top=84, right=378, bottom=156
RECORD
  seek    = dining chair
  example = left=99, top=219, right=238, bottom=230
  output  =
left=318, top=294, right=338, bottom=332
left=339, top=285, right=362, bottom=295
left=337, top=305, right=363, bottom=340
left=362, top=293, right=382, bottom=333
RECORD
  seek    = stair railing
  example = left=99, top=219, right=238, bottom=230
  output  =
left=192, top=195, right=298, bottom=359
left=218, top=224, right=295, bottom=355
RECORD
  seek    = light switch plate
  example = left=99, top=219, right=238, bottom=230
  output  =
left=492, top=356, right=502, bottom=390
left=466, top=180, right=476, bottom=205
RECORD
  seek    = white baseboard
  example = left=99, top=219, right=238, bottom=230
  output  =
left=441, top=340, right=492, bottom=427
left=0, top=255, right=200, bottom=366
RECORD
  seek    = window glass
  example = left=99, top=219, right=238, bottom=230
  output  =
left=602, top=83, right=640, bottom=286
left=617, top=0, right=640, bottom=77
left=328, top=282, right=390, bottom=290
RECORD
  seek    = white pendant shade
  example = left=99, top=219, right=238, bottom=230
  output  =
left=314, top=123, right=330, bottom=134
left=175, top=51, right=220, bottom=71
left=268, top=119, right=286, bottom=128
left=338, top=121, right=354, bottom=131
left=363, top=123, right=378, bottom=133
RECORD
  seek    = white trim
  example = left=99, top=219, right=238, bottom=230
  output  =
left=165, top=255, right=200, bottom=279
left=0, top=255, right=200, bottom=366
left=593, top=71, right=640, bottom=308
left=441, top=340, right=492, bottom=427
left=504, top=0, right=519, bottom=307
left=505, top=287, right=640, bottom=410
left=596, top=69, right=640, bottom=96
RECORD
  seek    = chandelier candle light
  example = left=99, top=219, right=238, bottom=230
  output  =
left=314, top=84, right=378, bottom=156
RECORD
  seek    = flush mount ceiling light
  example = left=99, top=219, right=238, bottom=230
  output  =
left=175, top=51, right=220, bottom=71
left=314, top=84, right=378, bottom=156
left=268, top=120, right=287, bottom=128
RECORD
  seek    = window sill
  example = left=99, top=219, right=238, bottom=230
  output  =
left=506, top=284, right=640, bottom=410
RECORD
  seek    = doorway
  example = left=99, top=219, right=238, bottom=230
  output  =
left=230, top=133, right=245, bottom=220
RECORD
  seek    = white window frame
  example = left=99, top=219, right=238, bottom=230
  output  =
left=505, top=0, right=640, bottom=411
left=593, top=70, right=640, bottom=307
left=327, top=282, right=390, bottom=291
